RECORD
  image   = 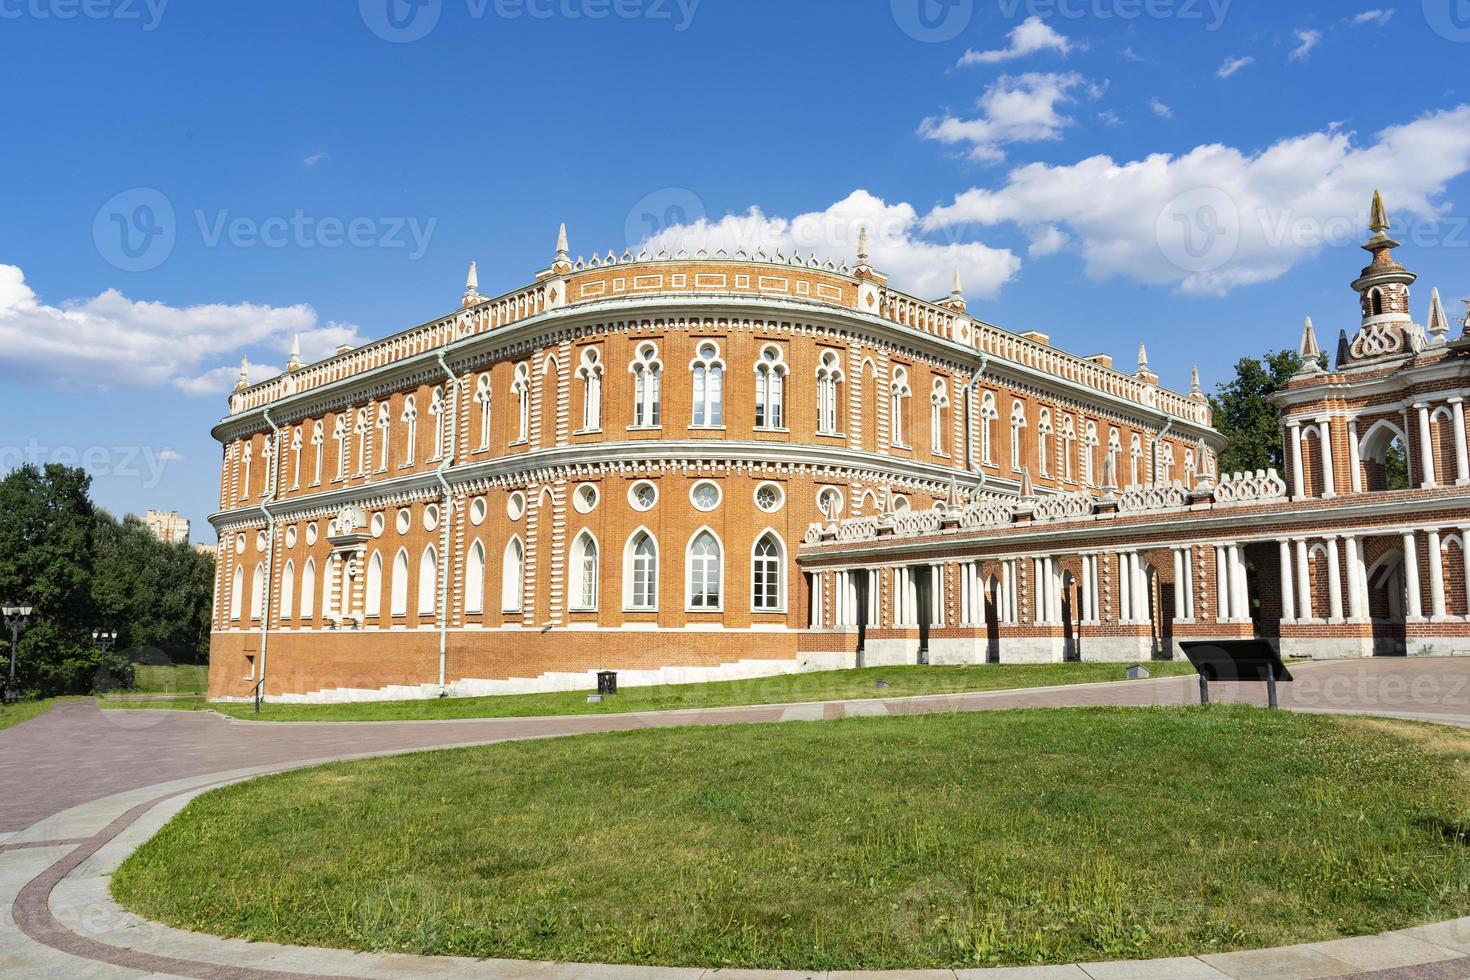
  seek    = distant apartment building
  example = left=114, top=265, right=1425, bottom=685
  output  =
left=144, top=510, right=191, bottom=545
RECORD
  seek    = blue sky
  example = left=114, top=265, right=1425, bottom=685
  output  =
left=2, top=0, right=1468, bottom=539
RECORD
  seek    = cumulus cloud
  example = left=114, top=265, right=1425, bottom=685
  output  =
left=635, top=190, right=1021, bottom=301
left=1217, top=56, right=1254, bottom=79
left=922, top=106, right=1470, bottom=296
left=1149, top=98, right=1173, bottom=119
left=958, top=16, right=1073, bottom=66
left=0, top=264, right=364, bottom=395
left=1350, top=9, right=1394, bottom=26
left=1289, top=29, right=1322, bottom=61
left=920, top=72, right=1092, bottom=163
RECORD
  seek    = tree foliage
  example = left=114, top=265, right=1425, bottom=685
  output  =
left=1207, top=350, right=1305, bottom=475
left=0, top=464, right=214, bottom=697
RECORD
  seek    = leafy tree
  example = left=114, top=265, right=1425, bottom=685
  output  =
left=1207, top=350, right=1305, bottom=475
left=92, top=513, right=215, bottom=665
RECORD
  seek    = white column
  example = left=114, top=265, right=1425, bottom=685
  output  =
left=1326, top=536, right=1344, bottom=622
left=1318, top=418, right=1336, bottom=498
left=1427, top=530, right=1446, bottom=620
left=1001, top=561, right=1012, bottom=624
left=1344, top=536, right=1366, bottom=622
left=1296, top=539, right=1312, bottom=621
left=1416, top=404, right=1437, bottom=488
left=1403, top=532, right=1423, bottom=620
left=1183, top=549, right=1195, bottom=619
left=1131, top=552, right=1147, bottom=625
left=1173, top=550, right=1186, bottom=620
left=1229, top=545, right=1249, bottom=621
left=1452, top=398, right=1469, bottom=485
left=1348, top=420, right=1362, bottom=493
left=1119, top=553, right=1132, bottom=622
left=1279, top=540, right=1296, bottom=623
left=1289, top=422, right=1306, bottom=499
left=1214, top=546, right=1229, bottom=621
left=1079, top=557, right=1091, bottom=624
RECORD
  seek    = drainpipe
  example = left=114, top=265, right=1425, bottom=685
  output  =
left=434, top=351, right=461, bottom=693
left=257, top=407, right=282, bottom=697
left=963, top=353, right=991, bottom=494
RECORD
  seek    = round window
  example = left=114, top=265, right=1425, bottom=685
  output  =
left=629, top=481, right=657, bottom=512
left=304, top=522, right=318, bottom=546
left=893, top=496, right=910, bottom=512
left=396, top=508, right=412, bottom=534
left=234, top=532, right=246, bottom=554
left=754, top=482, right=784, bottom=513
left=255, top=530, right=267, bottom=552
left=284, top=526, right=298, bottom=549
left=507, top=491, right=526, bottom=521
left=574, top=484, right=599, bottom=514
left=469, top=497, right=487, bottom=526
left=423, top=503, right=440, bottom=532
left=370, top=513, right=385, bottom=537
left=690, top=480, right=722, bottom=512
left=818, top=488, right=843, bottom=519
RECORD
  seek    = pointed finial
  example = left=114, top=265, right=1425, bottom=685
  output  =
left=951, top=267, right=963, bottom=298
left=1369, top=189, right=1390, bottom=235
left=857, top=226, right=870, bottom=266
left=1195, top=436, right=1211, bottom=483
left=234, top=355, right=250, bottom=391
left=556, top=223, right=569, bottom=259
left=287, top=333, right=302, bottom=372
left=1190, top=365, right=1201, bottom=395
left=1427, top=287, right=1450, bottom=344
left=1296, top=316, right=1323, bottom=374
left=1138, top=342, right=1148, bottom=370
left=1101, top=452, right=1118, bottom=492
left=1019, top=465, right=1034, bottom=498
left=466, top=260, right=478, bottom=291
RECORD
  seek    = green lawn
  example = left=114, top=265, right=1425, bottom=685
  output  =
left=139, top=661, right=1196, bottom=722
left=130, top=663, right=208, bottom=694
left=112, top=708, right=1470, bottom=970
left=0, top=698, right=55, bottom=731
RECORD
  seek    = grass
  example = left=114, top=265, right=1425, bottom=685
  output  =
left=130, top=663, right=208, bottom=694
left=101, top=661, right=1197, bottom=722
left=111, top=707, right=1470, bottom=970
left=0, top=698, right=55, bottom=731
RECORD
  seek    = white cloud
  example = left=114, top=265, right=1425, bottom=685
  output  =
left=1290, top=29, right=1322, bottom=61
left=0, top=264, right=364, bottom=395
left=303, top=152, right=329, bottom=166
left=1027, top=225, right=1070, bottom=258
left=1350, top=9, right=1394, bottom=26
left=1149, top=98, right=1173, bottom=119
left=922, top=105, right=1470, bottom=296
left=1097, top=110, right=1122, bottom=127
left=920, top=72, right=1090, bottom=162
left=1216, top=56, right=1254, bottom=79
left=635, top=189, right=1021, bottom=301
left=958, top=16, right=1072, bottom=66
left=157, top=449, right=186, bottom=462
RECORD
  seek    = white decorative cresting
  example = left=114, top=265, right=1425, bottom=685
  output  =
left=1031, top=491, right=1095, bottom=523
left=1118, top=481, right=1189, bottom=513
left=1212, top=469, right=1288, bottom=505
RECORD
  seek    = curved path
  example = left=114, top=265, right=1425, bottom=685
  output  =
left=4, top=658, right=1470, bottom=980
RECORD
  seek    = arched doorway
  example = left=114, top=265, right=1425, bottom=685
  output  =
left=984, top=574, right=1001, bottom=663
left=1367, top=549, right=1407, bottom=656
left=1060, top=569, right=1081, bottom=661
left=1359, top=421, right=1410, bottom=491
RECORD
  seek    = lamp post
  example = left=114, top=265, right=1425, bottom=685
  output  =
left=2, top=603, right=33, bottom=706
left=92, top=628, right=117, bottom=655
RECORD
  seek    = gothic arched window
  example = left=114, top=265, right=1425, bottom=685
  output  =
left=816, top=350, right=843, bottom=435
left=577, top=347, right=603, bottom=431
left=755, top=345, right=787, bottom=430
left=691, top=342, right=725, bottom=428
left=630, top=343, right=662, bottom=428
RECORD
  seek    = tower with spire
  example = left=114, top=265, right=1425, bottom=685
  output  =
left=944, top=267, right=966, bottom=314
left=1295, top=316, right=1323, bottom=376
left=1134, top=343, right=1158, bottom=385
left=1344, top=190, right=1418, bottom=363
left=286, top=334, right=302, bottom=372
left=461, top=260, right=482, bottom=308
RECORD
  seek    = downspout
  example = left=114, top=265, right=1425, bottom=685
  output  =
left=434, top=350, right=461, bottom=693
left=963, top=353, right=991, bottom=494
left=257, top=407, right=282, bottom=696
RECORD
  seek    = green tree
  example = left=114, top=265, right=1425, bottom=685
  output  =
left=92, top=513, right=214, bottom=664
left=1207, top=350, right=1306, bottom=475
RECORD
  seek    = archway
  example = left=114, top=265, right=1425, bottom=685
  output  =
left=1367, top=548, right=1407, bottom=656
left=1060, top=570, right=1080, bottom=662
left=984, top=574, right=1001, bottom=663
left=1359, top=420, right=1410, bottom=492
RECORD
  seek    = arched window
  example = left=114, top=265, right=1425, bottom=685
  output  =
left=289, top=427, right=302, bottom=489
left=354, top=408, right=369, bottom=474
left=332, top=415, right=348, bottom=480
left=1370, top=287, right=1384, bottom=317
left=230, top=564, right=244, bottom=620
left=980, top=392, right=998, bottom=465
left=465, top=540, right=485, bottom=615
left=259, top=437, right=273, bottom=498
left=390, top=547, right=409, bottom=617
left=630, top=343, right=662, bottom=428
left=1107, top=428, right=1122, bottom=484
left=1037, top=408, right=1053, bottom=476
left=502, top=537, right=524, bottom=612
left=239, top=443, right=252, bottom=501
left=401, top=395, right=418, bottom=466
left=511, top=363, right=530, bottom=443
left=691, top=342, right=725, bottom=428
left=249, top=563, right=265, bottom=621
left=815, top=350, right=843, bottom=435
left=687, top=530, right=723, bottom=610
left=365, top=550, right=383, bottom=617
left=755, top=345, right=786, bottom=429
left=889, top=366, right=912, bottom=447
left=375, top=403, right=391, bottom=471
left=570, top=531, right=599, bottom=610
left=1184, top=448, right=1196, bottom=485
left=1083, top=421, right=1099, bottom=486
left=752, top=532, right=784, bottom=611
left=428, top=387, right=445, bottom=461
left=474, top=374, right=492, bottom=451
left=1061, top=416, right=1077, bottom=481
left=626, top=530, right=658, bottom=610
left=1129, top=433, right=1143, bottom=487
left=1160, top=443, right=1176, bottom=484
left=419, top=545, right=437, bottom=616
left=930, top=377, right=949, bottom=454
left=577, top=347, right=603, bottom=431
left=1010, top=400, right=1027, bottom=472
left=310, top=420, right=325, bottom=485
left=281, top=560, right=296, bottom=621
left=300, top=557, right=316, bottom=619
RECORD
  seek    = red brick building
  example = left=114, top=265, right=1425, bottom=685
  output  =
left=208, top=197, right=1469, bottom=702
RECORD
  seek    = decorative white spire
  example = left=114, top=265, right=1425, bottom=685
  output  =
left=1137, top=342, right=1149, bottom=371
left=1427, top=287, right=1450, bottom=345
left=856, top=226, right=870, bottom=267
left=466, top=260, right=478, bottom=292
left=951, top=267, right=963, bottom=298
left=1295, top=316, right=1324, bottom=375
left=286, top=333, right=302, bottom=372
left=234, top=355, right=250, bottom=391
left=556, top=223, right=569, bottom=261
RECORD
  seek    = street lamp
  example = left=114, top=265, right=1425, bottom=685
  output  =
left=2, top=603, right=33, bottom=706
left=92, top=628, right=118, bottom=654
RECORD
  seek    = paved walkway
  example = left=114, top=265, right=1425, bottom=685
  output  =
left=4, top=658, right=1470, bottom=979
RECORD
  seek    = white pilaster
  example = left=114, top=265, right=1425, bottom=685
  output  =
left=1214, top=546, right=1229, bottom=622
left=1279, top=539, right=1296, bottom=623
left=1403, top=532, right=1423, bottom=621
left=1172, top=550, right=1186, bottom=620
left=1427, top=529, right=1446, bottom=620
left=1295, top=539, right=1312, bottom=621
left=1344, top=536, right=1366, bottom=622
left=1325, top=536, right=1344, bottom=623
left=1416, top=404, right=1437, bottom=488
left=1289, top=422, right=1306, bottom=499
left=1318, top=418, right=1336, bottom=498
left=1452, top=398, right=1469, bottom=485
left=1348, top=419, right=1362, bottom=493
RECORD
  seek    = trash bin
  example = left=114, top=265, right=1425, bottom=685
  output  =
left=597, top=671, right=618, bottom=696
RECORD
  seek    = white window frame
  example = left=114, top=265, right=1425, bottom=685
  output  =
left=750, top=530, right=786, bottom=613
left=690, top=341, right=726, bottom=429
left=570, top=530, right=599, bottom=612
left=624, top=528, right=659, bottom=611
left=685, top=527, right=724, bottom=612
